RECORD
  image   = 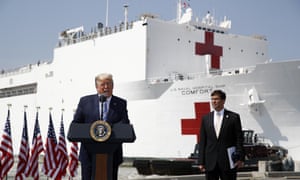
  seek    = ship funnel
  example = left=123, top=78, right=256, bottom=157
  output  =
left=124, top=4, right=129, bottom=30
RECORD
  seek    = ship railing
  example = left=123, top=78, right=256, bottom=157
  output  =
left=0, top=61, right=49, bottom=78
left=57, top=21, right=134, bottom=48
left=187, top=66, right=256, bottom=79
left=147, top=66, right=256, bottom=84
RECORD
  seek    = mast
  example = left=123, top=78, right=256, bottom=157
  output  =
left=177, top=0, right=182, bottom=23
left=105, top=0, right=109, bottom=27
left=124, top=4, right=129, bottom=30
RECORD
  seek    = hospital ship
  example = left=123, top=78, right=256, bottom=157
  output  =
left=0, top=1, right=300, bottom=166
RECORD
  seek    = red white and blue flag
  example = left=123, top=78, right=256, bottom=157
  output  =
left=68, top=142, right=79, bottom=178
left=50, top=112, right=69, bottom=179
left=25, top=111, right=44, bottom=180
left=42, top=112, right=58, bottom=178
left=0, top=109, right=14, bottom=179
left=182, top=0, right=190, bottom=8
left=15, top=110, right=30, bottom=180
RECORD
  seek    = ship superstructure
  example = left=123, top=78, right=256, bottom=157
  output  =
left=0, top=1, right=300, bottom=165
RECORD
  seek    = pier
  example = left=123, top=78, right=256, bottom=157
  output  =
left=4, top=165, right=300, bottom=179
left=4, top=159, right=300, bottom=179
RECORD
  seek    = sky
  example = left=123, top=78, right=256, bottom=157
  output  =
left=0, top=0, right=299, bottom=70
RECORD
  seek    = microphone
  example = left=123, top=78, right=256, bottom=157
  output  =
left=99, top=94, right=107, bottom=120
left=99, top=94, right=107, bottom=102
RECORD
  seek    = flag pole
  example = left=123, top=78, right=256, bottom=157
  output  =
left=49, top=107, right=53, bottom=117
left=61, top=108, right=65, bottom=122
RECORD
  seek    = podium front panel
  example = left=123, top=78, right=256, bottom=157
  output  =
left=68, top=122, right=136, bottom=143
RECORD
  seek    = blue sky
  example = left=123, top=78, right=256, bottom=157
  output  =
left=0, top=0, right=299, bottom=70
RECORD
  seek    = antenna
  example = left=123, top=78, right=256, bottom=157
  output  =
left=177, top=0, right=182, bottom=23
left=124, top=4, right=129, bottom=30
left=105, top=0, right=109, bottom=27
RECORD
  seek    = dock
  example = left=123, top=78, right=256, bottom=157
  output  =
left=124, top=167, right=300, bottom=180
left=4, top=159, right=300, bottom=179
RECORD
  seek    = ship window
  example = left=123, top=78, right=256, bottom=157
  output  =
left=45, top=71, right=54, bottom=78
left=0, top=83, right=37, bottom=98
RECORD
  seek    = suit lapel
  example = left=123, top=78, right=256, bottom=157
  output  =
left=207, top=112, right=217, bottom=139
left=218, top=109, right=229, bottom=138
left=94, top=94, right=100, bottom=120
left=107, top=96, right=117, bottom=122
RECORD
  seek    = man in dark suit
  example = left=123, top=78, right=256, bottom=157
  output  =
left=72, top=73, right=130, bottom=180
left=199, top=90, right=244, bottom=180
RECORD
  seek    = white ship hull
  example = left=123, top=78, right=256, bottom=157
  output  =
left=122, top=60, right=300, bottom=160
left=1, top=10, right=300, bottom=163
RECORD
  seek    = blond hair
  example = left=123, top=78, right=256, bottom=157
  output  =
left=95, top=73, right=113, bottom=85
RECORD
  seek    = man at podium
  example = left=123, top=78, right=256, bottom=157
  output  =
left=72, top=73, right=130, bottom=180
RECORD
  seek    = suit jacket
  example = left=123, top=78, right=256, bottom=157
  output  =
left=72, top=94, right=130, bottom=166
left=199, top=109, right=244, bottom=171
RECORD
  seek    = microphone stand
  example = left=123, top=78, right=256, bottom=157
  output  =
left=99, top=95, right=107, bottom=120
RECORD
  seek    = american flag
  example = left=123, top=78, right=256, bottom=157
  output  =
left=68, top=142, right=79, bottom=178
left=0, top=109, right=14, bottom=179
left=50, top=112, right=69, bottom=179
left=182, top=1, right=190, bottom=8
left=25, top=111, right=44, bottom=180
left=42, top=112, right=58, bottom=177
left=15, top=111, right=30, bottom=180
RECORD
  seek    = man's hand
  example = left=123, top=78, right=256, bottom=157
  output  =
left=199, top=165, right=206, bottom=172
left=235, top=160, right=244, bottom=169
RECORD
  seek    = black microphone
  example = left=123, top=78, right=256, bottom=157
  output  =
left=99, top=94, right=107, bottom=102
left=99, top=95, right=107, bottom=120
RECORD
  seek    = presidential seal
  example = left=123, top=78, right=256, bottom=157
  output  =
left=90, top=120, right=112, bottom=142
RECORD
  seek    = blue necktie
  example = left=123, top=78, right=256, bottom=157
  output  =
left=103, top=101, right=108, bottom=121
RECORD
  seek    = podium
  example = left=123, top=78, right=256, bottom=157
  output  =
left=67, top=122, right=136, bottom=180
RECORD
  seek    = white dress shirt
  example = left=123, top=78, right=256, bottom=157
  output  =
left=214, top=109, right=224, bottom=137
